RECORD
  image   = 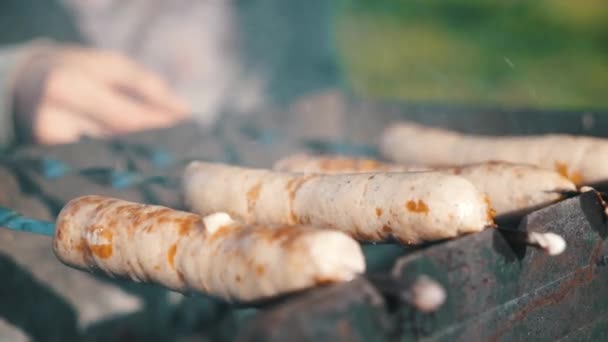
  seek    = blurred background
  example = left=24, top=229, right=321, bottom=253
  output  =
left=335, top=0, right=608, bottom=110
left=1, top=0, right=606, bottom=139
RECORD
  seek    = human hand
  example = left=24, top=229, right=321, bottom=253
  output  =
left=13, top=45, right=191, bottom=145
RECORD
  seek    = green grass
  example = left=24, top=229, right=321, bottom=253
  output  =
left=335, top=0, right=608, bottom=109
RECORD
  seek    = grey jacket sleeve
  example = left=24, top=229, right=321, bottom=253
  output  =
left=0, top=40, right=52, bottom=149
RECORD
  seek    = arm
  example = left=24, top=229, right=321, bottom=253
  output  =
left=1, top=41, right=190, bottom=147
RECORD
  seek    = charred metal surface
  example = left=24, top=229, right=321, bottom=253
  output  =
left=391, top=191, right=608, bottom=340
left=0, top=253, right=80, bottom=341
left=559, top=311, right=608, bottom=341
left=234, top=278, right=394, bottom=342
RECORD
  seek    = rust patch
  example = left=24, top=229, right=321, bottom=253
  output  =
left=235, top=275, right=241, bottom=282
left=451, top=167, right=463, bottom=175
left=489, top=238, right=604, bottom=341
left=382, top=225, right=392, bottom=233
left=405, top=200, right=429, bottom=214
left=375, top=208, right=383, bottom=217
left=154, top=265, right=160, bottom=271
left=246, top=182, right=263, bottom=215
left=177, top=270, right=185, bottom=283
left=167, top=243, right=177, bottom=269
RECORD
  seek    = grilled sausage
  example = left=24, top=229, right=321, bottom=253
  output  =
left=53, top=196, right=365, bottom=302
left=183, top=161, right=494, bottom=244
left=380, top=121, right=608, bottom=185
left=273, top=154, right=576, bottom=217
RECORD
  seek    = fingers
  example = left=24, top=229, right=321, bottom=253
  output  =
left=17, top=46, right=193, bottom=145
left=33, top=104, right=109, bottom=145
left=63, top=50, right=190, bottom=116
left=43, top=66, right=181, bottom=133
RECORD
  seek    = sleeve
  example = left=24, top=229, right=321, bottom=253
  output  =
left=0, top=39, right=54, bottom=149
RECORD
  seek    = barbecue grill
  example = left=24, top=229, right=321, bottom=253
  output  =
left=1, top=97, right=608, bottom=341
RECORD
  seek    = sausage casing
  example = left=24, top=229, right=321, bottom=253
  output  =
left=53, top=196, right=365, bottom=302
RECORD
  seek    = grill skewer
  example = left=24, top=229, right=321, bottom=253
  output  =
left=0, top=206, right=55, bottom=236
left=0, top=205, right=569, bottom=258
left=0, top=204, right=450, bottom=312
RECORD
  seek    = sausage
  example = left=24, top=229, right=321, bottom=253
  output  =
left=53, top=196, right=365, bottom=302
left=379, top=121, right=608, bottom=185
left=183, top=161, right=494, bottom=244
left=273, top=154, right=576, bottom=217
